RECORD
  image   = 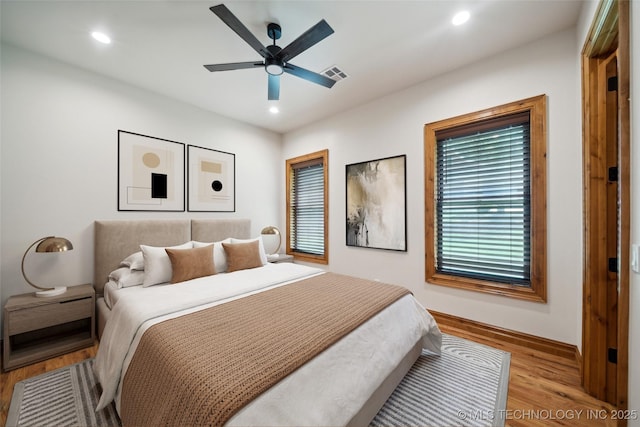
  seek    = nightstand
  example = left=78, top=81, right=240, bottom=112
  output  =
left=3, top=284, right=95, bottom=371
left=267, top=254, right=294, bottom=263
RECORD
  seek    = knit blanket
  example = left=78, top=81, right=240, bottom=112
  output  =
left=120, top=272, right=411, bottom=426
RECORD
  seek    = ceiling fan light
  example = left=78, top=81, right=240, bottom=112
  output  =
left=266, top=63, right=284, bottom=76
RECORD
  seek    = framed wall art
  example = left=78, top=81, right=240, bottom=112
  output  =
left=187, top=145, right=235, bottom=212
left=118, top=130, right=185, bottom=211
left=345, top=154, right=407, bottom=251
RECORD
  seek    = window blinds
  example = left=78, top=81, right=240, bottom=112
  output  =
left=290, top=161, right=325, bottom=256
left=435, top=112, right=531, bottom=286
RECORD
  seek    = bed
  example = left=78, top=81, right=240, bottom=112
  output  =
left=92, top=219, right=441, bottom=426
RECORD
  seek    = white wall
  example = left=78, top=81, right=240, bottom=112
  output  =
left=0, top=44, right=282, bottom=337
left=628, top=0, right=640, bottom=422
left=283, top=28, right=582, bottom=345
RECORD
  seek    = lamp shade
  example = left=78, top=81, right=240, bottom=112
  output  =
left=22, top=236, right=73, bottom=297
left=35, top=237, right=74, bottom=253
left=260, top=226, right=281, bottom=255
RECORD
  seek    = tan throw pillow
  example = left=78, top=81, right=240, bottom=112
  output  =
left=165, top=245, right=216, bottom=284
left=222, top=240, right=263, bottom=272
left=141, top=242, right=193, bottom=287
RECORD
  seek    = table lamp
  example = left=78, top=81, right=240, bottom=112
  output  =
left=21, top=236, right=73, bottom=297
left=260, top=226, right=281, bottom=255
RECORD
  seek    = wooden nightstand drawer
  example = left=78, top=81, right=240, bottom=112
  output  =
left=8, top=297, right=92, bottom=335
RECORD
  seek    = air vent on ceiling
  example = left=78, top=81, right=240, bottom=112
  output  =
left=321, top=65, right=348, bottom=82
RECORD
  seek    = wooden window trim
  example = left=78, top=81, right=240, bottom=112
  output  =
left=286, top=149, right=329, bottom=265
left=424, top=95, right=547, bottom=302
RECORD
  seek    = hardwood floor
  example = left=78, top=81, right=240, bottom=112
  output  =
left=0, top=329, right=616, bottom=427
left=0, top=342, right=98, bottom=427
left=439, top=324, right=617, bottom=427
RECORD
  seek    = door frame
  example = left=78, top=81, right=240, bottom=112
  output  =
left=581, top=0, right=630, bottom=412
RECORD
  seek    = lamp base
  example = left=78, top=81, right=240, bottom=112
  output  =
left=35, top=287, right=67, bottom=298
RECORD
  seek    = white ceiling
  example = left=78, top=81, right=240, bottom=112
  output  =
left=1, top=0, right=583, bottom=134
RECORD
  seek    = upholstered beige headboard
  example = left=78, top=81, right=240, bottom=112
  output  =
left=94, top=219, right=251, bottom=295
left=191, top=219, right=250, bottom=243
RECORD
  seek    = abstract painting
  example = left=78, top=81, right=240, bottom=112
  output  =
left=187, top=145, right=235, bottom=212
left=118, top=130, right=185, bottom=211
left=346, top=155, right=406, bottom=251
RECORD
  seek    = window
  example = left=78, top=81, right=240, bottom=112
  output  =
left=286, top=149, right=328, bottom=264
left=424, top=95, right=547, bottom=302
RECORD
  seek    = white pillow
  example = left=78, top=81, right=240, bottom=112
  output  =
left=120, top=251, right=144, bottom=270
left=141, top=242, right=193, bottom=287
left=192, top=238, right=232, bottom=273
left=230, top=237, right=268, bottom=265
left=108, top=266, right=145, bottom=288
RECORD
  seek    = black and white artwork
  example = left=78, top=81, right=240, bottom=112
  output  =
left=187, top=145, right=235, bottom=212
left=118, top=130, right=185, bottom=212
left=346, top=155, right=407, bottom=251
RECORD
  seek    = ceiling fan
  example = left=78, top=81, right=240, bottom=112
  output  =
left=204, top=4, right=336, bottom=101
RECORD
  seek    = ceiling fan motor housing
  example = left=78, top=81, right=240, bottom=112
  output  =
left=266, top=45, right=282, bottom=56
left=265, top=56, right=284, bottom=75
left=265, top=44, right=284, bottom=75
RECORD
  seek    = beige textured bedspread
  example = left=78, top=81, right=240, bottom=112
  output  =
left=120, top=272, right=411, bottom=427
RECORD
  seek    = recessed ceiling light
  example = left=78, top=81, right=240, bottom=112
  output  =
left=91, top=31, right=111, bottom=44
left=452, top=11, right=470, bottom=26
left=269, top=106, right=279, bottom=114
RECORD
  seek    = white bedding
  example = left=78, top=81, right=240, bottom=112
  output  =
left=103, top=280, right=125, bottom=309
left=94, top=263, right=441, bottom=425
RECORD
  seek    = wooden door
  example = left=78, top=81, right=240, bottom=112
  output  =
left=583, top=50, right=619, bottom=405
left=581, top=0, right=630, bottom=413
left=602, top=51, right=618, bottom=405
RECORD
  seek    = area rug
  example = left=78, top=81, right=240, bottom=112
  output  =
left=7, top=334, right=509, bottom=427
left=371, top=334, right=511, bottom=427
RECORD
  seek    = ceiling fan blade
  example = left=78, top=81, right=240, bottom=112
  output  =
left=210, top=4, right=271, bottom=58
left=278, top=19, right=334, bottom=62
left=204, top=61, right=264, bottom=72
left=284, top=64, right=336, bottom=89
left=268, top=74, right=280, bottom=100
